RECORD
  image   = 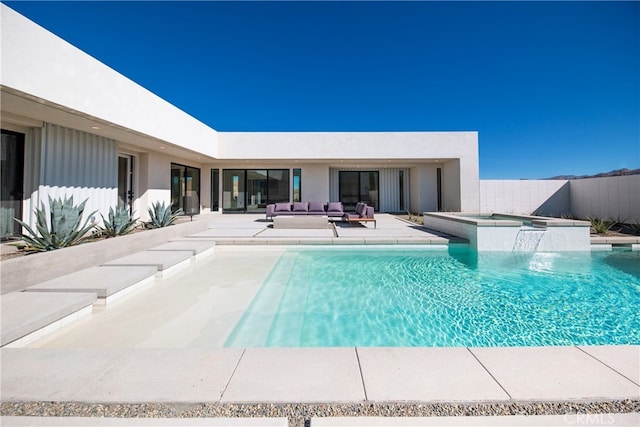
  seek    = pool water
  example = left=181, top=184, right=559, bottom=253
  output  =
left=224, top=247, right=640, bottom=347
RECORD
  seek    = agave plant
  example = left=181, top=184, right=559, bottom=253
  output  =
left=587, top=216, right=614, bottom=235
left=144, top=201, right=183, bottom=229
left=99, top=206, right=138, bottom=237
left=14, top=195, right=97, bottom=252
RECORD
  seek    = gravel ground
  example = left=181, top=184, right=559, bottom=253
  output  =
left=2, top=400, right=638, bottom=427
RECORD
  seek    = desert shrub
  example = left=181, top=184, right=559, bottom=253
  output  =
left=99, top=206, right=138, bottom=237
left=587, top=217, right=615, bottom=235
left=14, top=195, right=96, bottom=252
left=145, top=201, right=183, bottom=228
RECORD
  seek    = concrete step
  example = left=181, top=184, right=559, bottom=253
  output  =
left=1, top=291, right=96, bottom=347
left=25, top=265, right=157, bottom=305
left=149, top=240, right=215, bottom=261
left=102, top=250, right=193, bottom=277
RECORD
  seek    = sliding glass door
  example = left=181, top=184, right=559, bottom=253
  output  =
left=222, top=169, right=290, bottom=213
left=246, top=170, right=268, bottom=213
left=170, top=163, right=201, bottom=215
left=222, top=169, right=246, bottom=212
left=1, top=130, right=24, bottom=239
left=267, top=169, right=289, bottom=204
left=338, top=171, right=379, bottom=211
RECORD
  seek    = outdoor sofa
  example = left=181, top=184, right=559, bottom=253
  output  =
left=266, top=201, right=345, bottom=220
left=266, top=201, right=376, bottom=227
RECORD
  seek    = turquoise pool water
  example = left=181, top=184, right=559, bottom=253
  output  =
left=224, top=247, right=640, bottom=347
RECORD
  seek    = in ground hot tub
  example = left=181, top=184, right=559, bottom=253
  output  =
left=423, top=212, right=591, bottom=251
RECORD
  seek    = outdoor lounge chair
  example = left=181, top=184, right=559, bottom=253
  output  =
left=344, top=202, right=376, bottom=228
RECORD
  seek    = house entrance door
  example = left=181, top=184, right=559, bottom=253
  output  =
left=118, top=154, right=134, bottom=215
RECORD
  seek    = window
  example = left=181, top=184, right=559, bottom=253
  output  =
left=211, top=169, right=219, bottom=211
left=293, top=168, right=301, bottom=202
left=170, top=163, right=201, bottom=215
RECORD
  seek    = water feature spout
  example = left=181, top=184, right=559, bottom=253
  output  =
left=513, top=226, right=547, bottom=252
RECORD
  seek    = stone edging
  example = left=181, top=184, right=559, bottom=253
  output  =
left=2, top=400, right=638, bottom=427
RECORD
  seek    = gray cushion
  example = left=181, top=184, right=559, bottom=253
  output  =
left=327, top=202, right=343, bottom=212
left=365, top=206, right=375, bottom=218
left=293, top=202, right=309, bottom=212
left=275, top=202, right=291, bottom=212
left=308, top=201, right=325, bottom=212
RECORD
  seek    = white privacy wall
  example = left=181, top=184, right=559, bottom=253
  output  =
left=479, top=180, right=570, bottom=215
left=569, top=175, right=640, bottom=222
left=479, top=176, right=639, bottom=222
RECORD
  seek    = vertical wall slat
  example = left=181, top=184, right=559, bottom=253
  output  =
left=32, top=123, right=118, bottom=227
left=22, top=127, right=42, bottom=228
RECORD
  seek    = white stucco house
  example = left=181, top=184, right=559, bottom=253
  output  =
left=0, top=4, right=480, bottom=238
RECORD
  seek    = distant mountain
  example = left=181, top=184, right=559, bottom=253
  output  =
left=545, top=168, right=640, bottom=180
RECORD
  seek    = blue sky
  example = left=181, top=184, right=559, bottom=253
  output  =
left=4, top=1, right=639, bottom=179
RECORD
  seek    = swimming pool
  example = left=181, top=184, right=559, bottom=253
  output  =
left=224, top=247, right=640, bottom=347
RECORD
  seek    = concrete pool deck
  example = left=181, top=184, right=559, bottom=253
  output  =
left=1, top=213, right=639, bottom=426
left=1, top=345, right=639, bottom=425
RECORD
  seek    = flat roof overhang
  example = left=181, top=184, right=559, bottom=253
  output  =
left=208, top=158, right=456, bottom=168
left=1, top=87, right=217, bottom=163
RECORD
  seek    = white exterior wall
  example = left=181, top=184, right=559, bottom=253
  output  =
left=1, top=4, right=219, bottom=157
left=442, top=160, right=461, bottom=211
left=409, top=165, right=438, bottom=213
left=409, top=162, right=469, bottom=213
left=137, top=151, right=207, bottom=219
left=570, top=175, right=640, bottom=222
left=301, top=165, right=330, bottom=203
left=480, top=180, right=571, bottom=215
left=201, top=165, right=212, bottom=211
left=218, top=132, right=480, bottom=213
left=457, top=145, right=480, bottom=212
left=218, top=132, right=478, bottom=162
